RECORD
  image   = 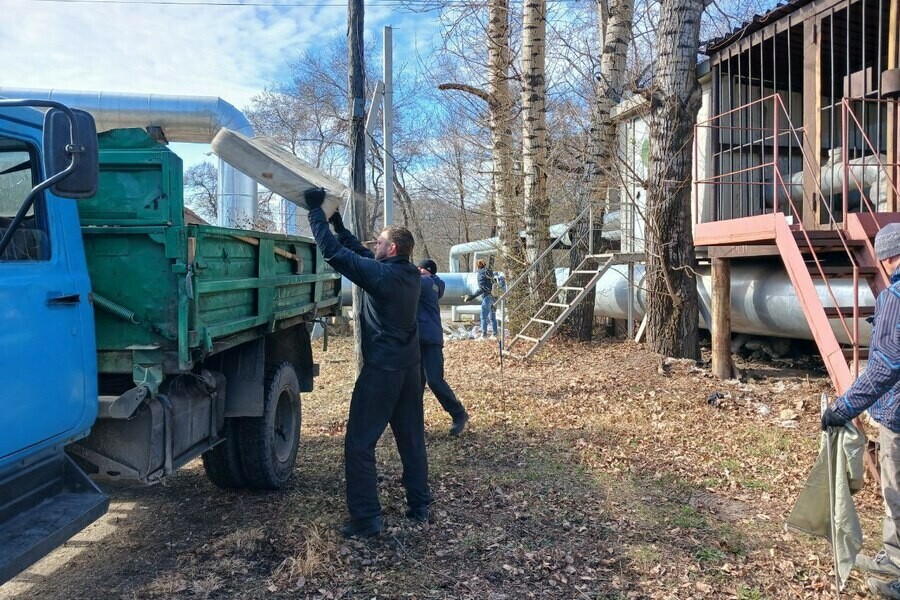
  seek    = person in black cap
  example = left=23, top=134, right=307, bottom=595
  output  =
left=417, top=259, right=470, bottom=436
left=304, top=189, right=432, bottom=538
left=820, top=222, right=900, bottom=598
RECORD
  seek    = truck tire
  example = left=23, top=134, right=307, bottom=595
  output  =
left=238, top=362, right=301, bottom=489
left=201, top=418, right=247, bottom=489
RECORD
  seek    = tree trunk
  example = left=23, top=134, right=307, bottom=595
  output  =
left=521, top=0, right=550, bottom=299
left=566, top=0, right=634, bottom=341
left=644, top=0, right=703, bottom=359
left=348, top=0, right=367, bottom=372
left=488, top=0, right=522, bottom=266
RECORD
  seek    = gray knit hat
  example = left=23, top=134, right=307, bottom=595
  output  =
left=875, top=223, right=900, bottom=260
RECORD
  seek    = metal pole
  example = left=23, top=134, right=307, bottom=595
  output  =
left=383, top=25, right=394, bottom=227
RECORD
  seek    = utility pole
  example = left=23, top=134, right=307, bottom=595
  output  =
left=383, top=25, right=394, bottom=226
left=348, top=0, right=366, bottom=371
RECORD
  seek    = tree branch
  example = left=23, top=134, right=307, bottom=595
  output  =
left=438, top=83, right=494, bottom=106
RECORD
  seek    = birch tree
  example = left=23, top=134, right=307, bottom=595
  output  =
left=644, top=0, right=704, bottom=359
left=521, top=0, right=550, bottom=294
left=567, top=0, right=635, bottom=340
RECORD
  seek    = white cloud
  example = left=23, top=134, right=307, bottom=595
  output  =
left=1, top=0, right=441, bottom=170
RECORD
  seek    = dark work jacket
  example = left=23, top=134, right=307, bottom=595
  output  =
left=418, top=274, right=445, bottom=346
left=470, top=267, right=494, bottom=300
left=308, top=208, right=420, bottom=370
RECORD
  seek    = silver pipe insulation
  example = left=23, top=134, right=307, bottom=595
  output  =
left=0, top=87, right=258, bottom=228
left=339, top=264, right=876, bottom=345
left=447, top=211, right=622, bottom=272
left=340, top=272, right=482, bottom=306
left=588, top=263, right=876, bottom=346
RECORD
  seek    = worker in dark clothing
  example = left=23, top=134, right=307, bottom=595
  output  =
left=463, top=259, right=499, bottom=339
left=820, top=223, right=900, bottom=599
left=417, top=259, right=470, bottom=436
left=304, top=188, right=432, bottom=538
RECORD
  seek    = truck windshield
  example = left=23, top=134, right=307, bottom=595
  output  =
left=0, top=138, right=47, bottom=261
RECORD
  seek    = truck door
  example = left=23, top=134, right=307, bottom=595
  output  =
left=0, top=119, right=95, bottom=461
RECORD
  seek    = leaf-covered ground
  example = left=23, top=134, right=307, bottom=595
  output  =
left=1, top=335, right=888, bottom=599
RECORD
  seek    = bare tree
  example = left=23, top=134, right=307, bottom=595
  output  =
left=644, top=0, right=704, bottom=359
left=521, top=0, right=551, bottom=294
left=184, top=162, right=218, bottom=222
left=566, top=0, right=635, bottom=341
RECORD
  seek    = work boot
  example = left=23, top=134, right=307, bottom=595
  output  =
left=867, top=577, right=900, bottom=599
left=340, top=516, right=383, bottom=539
left=858, top=550, right=900, bottom=578
left=450, top=412, right=470, bottom=437
left=405, top=505, right=430, bottom=523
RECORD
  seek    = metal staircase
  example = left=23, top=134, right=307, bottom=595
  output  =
left=505, top=254, right=615, bottom=359
left=695, top=94, right=900, bottom=394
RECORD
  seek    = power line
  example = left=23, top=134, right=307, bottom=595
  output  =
left=18, top=0, right=584, bottom=7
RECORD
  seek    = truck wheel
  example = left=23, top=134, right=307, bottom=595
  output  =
left=239, top=362, right=301, bottom=490
left=201, top=418, right=247, bottom=489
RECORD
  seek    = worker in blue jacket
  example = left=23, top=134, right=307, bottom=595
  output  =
left=464, top=259, right=499, bottom=338
left=417, top=259, right=469, bottom=436
left=305, top=189, right=432, bottom=538
left=821, top=223, right=900, bottom=598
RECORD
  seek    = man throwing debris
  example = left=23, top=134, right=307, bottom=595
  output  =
left=821, top=223, right=900, bottom=598
left=305, top=189, right=432, bottom=538
left=417, top=259, right=470, bottom=436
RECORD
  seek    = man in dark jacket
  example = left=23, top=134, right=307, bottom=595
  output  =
left=304, top=188, right=432, bottom=538
left=820, top=223, right=900, bottom=598
left=417, top=259, right=469, bottom=436
left=464, top=259, right=499, bottom=339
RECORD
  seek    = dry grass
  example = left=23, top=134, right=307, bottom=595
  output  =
left=3, top=334, right=887, bottom=599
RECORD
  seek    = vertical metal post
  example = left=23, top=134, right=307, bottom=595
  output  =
left=773, top=95, right=780, bottom=213
left=842, top=101, right=849, bottom=219
left=588, top=204, right=594, bottom=255
left=627, top=262, right=635, bottom=338
left=383, top=25, right=394, bottom=226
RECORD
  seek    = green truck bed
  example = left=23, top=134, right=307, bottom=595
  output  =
left=79, top=129, right=340, bottom=389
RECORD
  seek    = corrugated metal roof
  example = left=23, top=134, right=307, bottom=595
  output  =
left=702, top=0, right=814, bottom=54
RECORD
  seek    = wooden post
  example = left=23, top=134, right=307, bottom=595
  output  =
left=348, top=0, right=367, bottom=372
left=802, top=18, right=820, bottom=229
left=711, top=257, right=733, bottom=379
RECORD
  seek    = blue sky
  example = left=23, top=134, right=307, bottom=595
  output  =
left=0, top=0, right=440, bottom=168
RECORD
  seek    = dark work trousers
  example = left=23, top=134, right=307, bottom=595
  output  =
left=345, top=363, right=432, bottom=520
left=420, top=344, right=466, bottom=420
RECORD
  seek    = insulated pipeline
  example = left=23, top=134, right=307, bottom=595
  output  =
left=340, top=264, right=877, bottom=345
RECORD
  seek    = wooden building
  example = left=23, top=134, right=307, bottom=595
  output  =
left=692, top=0, right=900, bottom=393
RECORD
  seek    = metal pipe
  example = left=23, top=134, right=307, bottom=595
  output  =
left=341, top=272, right=483, bottom=307
left=0, top=87, right=258, bottom=228
left=339, top=262, right=876, bottom=346
left=587, top=263, right=876, bottom=345
left=447, top=212, right=622, bottom=272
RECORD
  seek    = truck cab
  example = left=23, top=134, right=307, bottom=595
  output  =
left=0, top=99, right=342, bottom=586
left=0, top=101, right=108, bottom=583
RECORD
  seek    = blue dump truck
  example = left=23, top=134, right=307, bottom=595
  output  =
left=0, top=99, right=341, bottom=583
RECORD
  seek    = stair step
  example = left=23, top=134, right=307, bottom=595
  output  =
left=797, top=241, right=867, bottom=254
left=559, top=286, right=584, bottom=291
left=842, top=347, right=871, bottom=360
left=572, top=270, right=598, bottom=274
left=808, top=266, right=880, bottom=277
left=823, top=305, right=876, bottom=318
left=546, top=302, right=568, bottom=308
left=516, top=334, right=540, bottom=343
left=532, top=318, right=556, bottom=325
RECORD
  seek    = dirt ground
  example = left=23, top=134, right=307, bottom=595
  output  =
left=0, top=334, right=887, bottom=599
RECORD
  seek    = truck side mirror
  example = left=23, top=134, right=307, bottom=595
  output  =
left=43, top=108, right=99, bottom=199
